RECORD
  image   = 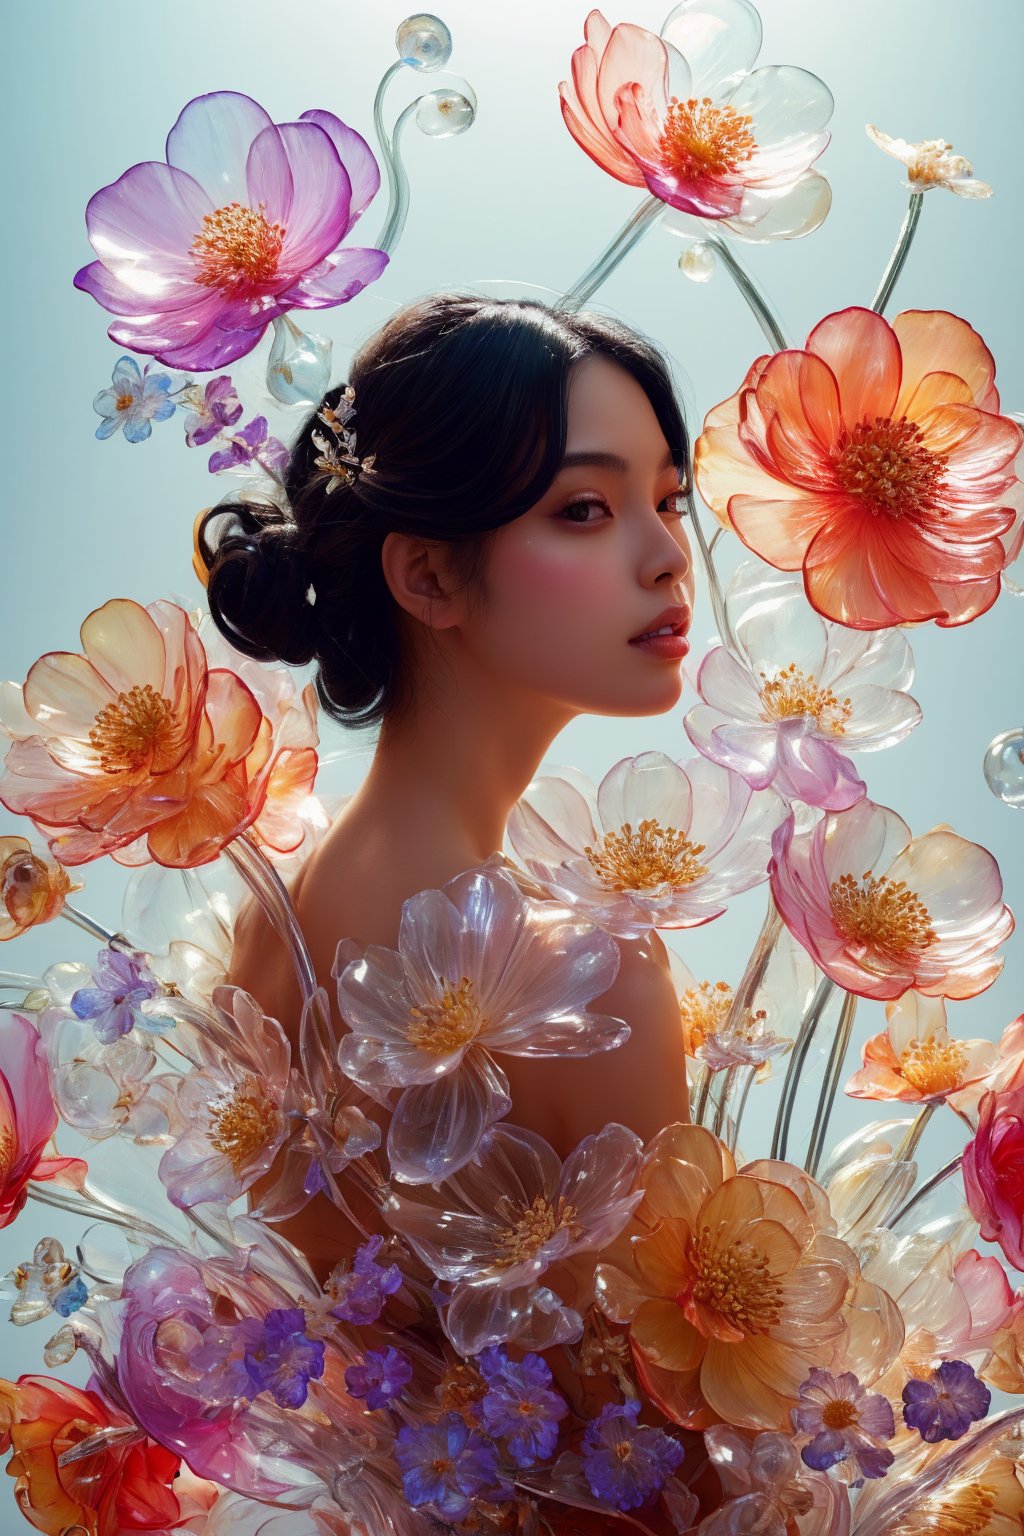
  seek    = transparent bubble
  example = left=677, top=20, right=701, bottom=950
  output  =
left=266, top=315, right=333, bottom=407
left=983, top=728, right=1024, bottom=808
left=679, top=241, right=715, bottom=281
left=396, top=13, right=452, bottom=70
left=416, top=86, right=476, bottom=138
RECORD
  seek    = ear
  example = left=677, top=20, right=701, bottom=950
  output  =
left=380, top=531, right=465, bottom=632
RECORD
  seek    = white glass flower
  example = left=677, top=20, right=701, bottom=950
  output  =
left=866, top=124, right=993, bottom=198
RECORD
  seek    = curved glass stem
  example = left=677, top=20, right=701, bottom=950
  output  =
left=377, top=98, right=417, bottom=255
left=703, top=234, right=790, bottom=353
left=726, top=894, right=783, bottom=1037
left=871, top=191, right=924, bottom=315
left=29, top=1182, right=182, bottom=1252
left=771, top=975, right=837, bottom=1162
left=712, top=1066, right=737, bottom=1139
left=886, top=1152, right=964, bottom=1231
left=727, top=1065, right=758, bottom=1154
left=893, top=1102, right=936, bottom=1164
left=555, top=194, right=666, bottom=313
left=61, top=903, right=125, bottom=948
left=691, top=1064, right=713, bottom=1128
left=804, top=990, right=857, bottom=1178
left=371, top=60, right=405, bottom=255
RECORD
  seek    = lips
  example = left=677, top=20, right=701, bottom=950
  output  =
left=629, top=604, right=691, bottom=642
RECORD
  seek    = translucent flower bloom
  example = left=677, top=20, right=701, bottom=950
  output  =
left=507, top=752, right=786, bottom=939
left=182, top=374, right=243, bottom=447
left=866, top=124, right=993, bottom=198
left=235, top=1306, right=325, bottom=1409
left=324, top=1234, right=404, bottom=1326
left=963, top=1086, right=1024, bottom=1271
left=0, top=1012, right=87, bottom=1229
left=345, top=1346, right=413, bottom=1410
left=670, top=927, right=812, bottom=1077
left=902, top=1359, right=990, bottom=1443
left=699, top=1425, right=851, bottom=1535
left=770, top=798, right=1012, bottom=1002
left=559, top=2, right=833, bottom=242
left=694, top=307, right=1024, bottom=629
left=0, top=836, right=78, bottom=941
left=848, top=1431, right=1024, bottom=1536
left=3, top=1236, right=87, bottom=1326
left=69, top=946, right=170, bottom=1045
left=792, top=1367, right=895, bottom=1480
left=395, top=1414, right=512, bottom=1521
left=385, top=1120, right=644, bottom=1356
left=686, top=563, right=921, bottom=811
left=581, top=1397, right=685, bottom=1511
left=335, top=861, right=626, bottom=1183
left=93, top=354, right=175, bottom=443
left=207, top=415, right=289, bottom=479
left=74, top=91, right=389, bottom=371
left=846, top=991, right=1020, bottom=1111
left=476, top=1345, right=568, bottom=1467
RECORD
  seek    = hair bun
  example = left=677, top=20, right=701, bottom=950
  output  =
left=198, top=500, right=318, bottom=667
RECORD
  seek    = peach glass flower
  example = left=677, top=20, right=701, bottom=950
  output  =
left=0, top=836, right=78, bottom=941
left=694, top=307, right=1024, bottom=628
left=846, top=991, right=1012, bottom=1111
left=559, top=2, right=833, bottom=241
left=866, top=124, right=993, bottom=199
left=770, top=798, right=1013, bottom=1002
left=594, top=1124, right=858, bottom=1431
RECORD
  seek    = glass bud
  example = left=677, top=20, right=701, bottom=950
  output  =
left=266, top=315, right=333, bottom=407
left=396, top=14, right=452, bottom=70
left=416, top=86, right=476, bottom=138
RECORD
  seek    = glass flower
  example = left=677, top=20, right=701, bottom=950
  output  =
left=963, top=1086, right=1024, bottom=1271
left=69, top=945, right=170, bottom=1044
left=694, top=307, right=1024, bottom=628
left=324, top=1234, right=404, bottom=1327
left=345, top=1346, right=413, bottom=1411
left=235, top=1307, right=325, bottom=1409
left=0, top=1012, right=87, bottom=1229
left=670, top=926, right=813, bottom=1075
left=685, top=562, right=921, bottom=811
left=207, top=415, right=289, bottom=479
left=384, top=1120, right=644, bottom=1356
left=395, top=1414, right=512, bottom=1522
left=181, top=374, right=243, bottom=447
left=580, top=1397, right=684, bottom=1511
left=866, top=124, right=993, bottom=198
left=476, top=1346, right=568, bottom=1467
left=93, top=354, right=175, bottom=443
left=770, top=798, right=1012, bottom=1002
left=792, top=1367, right=895, bottom=1480
left=507, top=752, right=786, bottom=939
left=4, top=1236, right=87, bottom=1327
left=335, top=861, right=626, bottom=1183
left=699, top=1425, right=851, bottom=1535
left=902, top=1359, right=990, bottom=1443
left=559, top=2, right=833, bottom=241
left=74, top=90, right=389, bottom=371
left=852, top=1433, right=1024, bottom=1536
left=594, top=1124, right=858, bottom=1430
left=0, top=836, right=77, bottom=941
left=846, top=991, right=1024, bottom=1112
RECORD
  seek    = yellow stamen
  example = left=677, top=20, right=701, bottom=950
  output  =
left=679, top=980, right=733, bottom=1054
left=917, top=1483, right=996, bottom=1536
left=406, top=976, right=484, bottom=1054
left=759, top=663, right=853, bottom=736
left=191, top=201, right=285, bottom=291
left=684, top=1225, right=784, bottom=1335
left=834, top=416, right=947, bottom=519
left=658, top=96, right=757, bottom=180
left=494, top=1194, right=581, bottom=1267
left=584, top=819, right=707, bottom=891
left=899, top=1035, right=968, bottom=1096
left=829, top=871, right=937, bottom=958
left=208, top=1080, right=281, bottom=1169
left=87, top=684, right=174, bottom=773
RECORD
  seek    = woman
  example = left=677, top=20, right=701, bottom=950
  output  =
left=208, top=290, right=695, bottom=1281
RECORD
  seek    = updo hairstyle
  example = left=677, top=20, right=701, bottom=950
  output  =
left=199, top=291, right=689, bottom=731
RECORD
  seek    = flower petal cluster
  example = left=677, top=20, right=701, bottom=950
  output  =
left=902, top=1359, right=990, bottom=1442
left=235, top=1306, right=325, bottom=1409
left=0, top=836, right=77, bottom=941
left=345, top=1346, right=412, bottom=1410
left=694, top=307, right=1024, bottom=628
left=74, top=91, right=389, bottom=371
left=508, top=752, right=785, bottom=939
left=793, top=1367, right=895, bottom=1479
left=580, top=1397, right=685, bottom=1510
left=4, top=1235, right=88, bottom=1327
left=963, top=1087, right=1024, bottom=1272
left=70, top=946, right=170, bottom=1045
left=182, top=374, right=242, bottom=447
left=0, top=1013, right=87, bottom=1230
left=866, top=124, right=993, bottom=197
left=324, top=1234, right=404, bottom=1326
left=770, top=797, right=1012, bottom=1002
left=207, top=415, right=289, bottom=479
left=698, top=1425, right=851, bottom=1535
left=93, top=355, right=175, bottom=443
left=559, top=3, right=833, bottom=241
left=846, top=990, right=1018, bottom=1110
left=335, top=860, right=626, bottom=1183
left=395, top=1413, right=512, bottom=1522
left=476, top=1345, right=568, bottom=1467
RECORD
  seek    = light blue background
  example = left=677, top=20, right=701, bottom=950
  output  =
left=0, top=0, right=1021, bottom=1386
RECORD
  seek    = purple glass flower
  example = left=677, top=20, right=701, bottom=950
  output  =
left=793, top=1368, right=895, bottom=1480
left=93, top=355, right=175, bottom=443
left=580, top=1399, right=684, bottom=1511
left=344, top=1346, right=413, bottom=1410
left=327, top=1234, right=404, bottom=1326
left=902, top=1359, right=992, bottom=1443
left=237, top=1306, right=325, bottom=1409
left=70, top=947, right=169, bottom=1044
left=183, top=375, right=243, bottom=447
left=477, top=1345, right=568, bottom=1467
left=395, top=1413, right=512, bottom=1522
left=74, top=91, right=389, bottom=371
left=207, top=416, right=289, bottom=479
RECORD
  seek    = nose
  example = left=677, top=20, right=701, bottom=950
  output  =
left=637, top=507, right=693, bottom=598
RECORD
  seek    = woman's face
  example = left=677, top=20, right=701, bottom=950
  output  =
left=464, top=354, right=695, bottom=718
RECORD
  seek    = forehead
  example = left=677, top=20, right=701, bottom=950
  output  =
left=564, top=354, right=662, bottom=435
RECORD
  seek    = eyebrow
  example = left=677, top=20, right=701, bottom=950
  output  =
left=559, top=449, right=678, bottom=473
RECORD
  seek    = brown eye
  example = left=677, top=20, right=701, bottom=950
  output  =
left=558, top=497, right=608, bottom=524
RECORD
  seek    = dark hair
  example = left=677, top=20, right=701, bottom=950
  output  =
left=199, top=291, right=689, bottom=731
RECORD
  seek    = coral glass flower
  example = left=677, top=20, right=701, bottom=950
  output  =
left=0, top=836, right=77, bottom=940
left=770, top=799, right=1012, bottom=1002
left=846, top=991, right=1024, bottom=1112
left=559, top=2, right=833, bottom=241
left=0, top=1012, right=86, bottom=1229
left=74, top=91, right=389, bottom=371
left=695, top=307, right=1024, bottom=628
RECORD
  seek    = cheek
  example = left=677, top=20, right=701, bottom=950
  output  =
left=486, top=533, right=625, bottom=631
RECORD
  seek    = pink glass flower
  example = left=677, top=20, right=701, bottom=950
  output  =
left=559, top=2, right=833, bottom=241
left=685, top=563, right=921, bottom=811
left=74, top=91, right=389, bottom=371
left=335, top=860, right=626, bottom=1183
left=0, top=1013, right=87, bottom=1229
left=770, top=798, right=1012, bottom=1002
left=507, top=752, right=786, bottom=939
left=963, top=1087, right=1024, bottom=1272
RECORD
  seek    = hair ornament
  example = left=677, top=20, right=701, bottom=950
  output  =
left=311, top=383, right=378, bottom=493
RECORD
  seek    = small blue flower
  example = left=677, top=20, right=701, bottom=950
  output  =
left=477, top=1345, right=568, bottom=1468
left=794, top=1368, right=895, bottom=1481
left=93, top=355, right=175, bottom=443
left=345, top=1346, right=413, bottom=1410
left=902, top=1360, right=992, bottom=1443
left=581, top=1399, right=684, bottom=1511
left=52, top=1276, right=88, bottom=1317
left=238, top=1307, right=325, bottom=1409
left=328, top=1235, right=403, bottom=1325
left=395, top=1414, right=512, bottom=1521
left=70, top=947, right=170, bottom=1044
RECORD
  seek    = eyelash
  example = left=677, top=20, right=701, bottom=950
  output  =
left=557, top=491, right=688, bottom=525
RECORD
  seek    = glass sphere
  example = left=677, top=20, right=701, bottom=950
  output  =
left=679, top=241, right=715, bottom=282
left=416, top=87, right=476, bottom=138
left=396, top=14, right=453, bottom=70
left=983, top=727, right=1024, bottom=808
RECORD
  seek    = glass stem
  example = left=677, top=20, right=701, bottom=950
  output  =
left=703, top=234, right=790, bottom=353
left=771, top=976, right=837, bottom=1162
left=692, top=1064, right=714, bottom=1128
left=871, top=191, right=924, bottom=315
left=555, top=195, right=666, bottom=313
left=376, top=98, right=417, bottom=255
left=28, top=1182, right=182, bottom=1253
left=893, top=1102, right=936, bottom=1164
left=371, top=60, right=405, bottom=256
left=727, top=893, right=784, bottom=1036
left=60, top=903, right=124, bottom=948
left=712, top=1066, right=738, bottom=1139
left=728, top=1065, right=758, bottom=1154
left=804, top=990, right=857, bottom=1178
left=885, top=1152, right=964, bottom=1232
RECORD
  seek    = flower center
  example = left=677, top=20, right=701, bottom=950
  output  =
left=907, top=140, right=970, bottom=188
left=829, top=872, right=937, bottom=958
left=584, top=819, right=708, bottom=892
left=821, top=1397, right=859, bottom=1430
left=833, top=416, right=947, bottom=519
left=115, top=392, right=135, bottom=413
left=494, top=1194, right=581, bottom=1267
left=406, top=976, right=484, bottom=1054
left=683, top=1225, right=784, bottom=1335
left=191, top=201, right=285, bottom=292
left=898, top=1036, right=969, bottom=1096
left=208, top=1081, right=281, bottom=1169
left=88, top=684, right=175, bottom=773
left=759, top=664, right=853, bottom=736
left=679, top=980, right=733, bottom=1054
left=658, top=96, right=758, bottom=180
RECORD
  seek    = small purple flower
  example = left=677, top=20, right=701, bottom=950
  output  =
left=581, top=1398, right=684, bottom=1511
left=237, top=1306, right=325, bottom=1409
left=70, top=947, right=170, bottom=1044
left=327, top=1234, right=404, bottom=1325
left=207, top=415, right=289, bottom=479
left=902, top=1360, right=992, bottom=1443
left=395, top=1413, right=512, bottom=1521
left=794, top=1368, right=895, bottom=1480
left=345, top=1346, right=413, bottom=1410
left=93, top=355, right=176, bottom=443
left=477, top=1345, right=568, bottom=1467
left=183, top=375, right=243, bottom=447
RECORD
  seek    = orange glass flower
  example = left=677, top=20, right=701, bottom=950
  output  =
left=694, top=307, right=1024, bottom=628
left=594, top=1124, right=857, bottom=1431
left=0, top=837, right=78, bottom=941
left=845, top=991, right=1013, bottom=1110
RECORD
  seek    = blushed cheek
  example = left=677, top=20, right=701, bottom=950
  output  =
left=491, top=537, right=625, bottom=635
